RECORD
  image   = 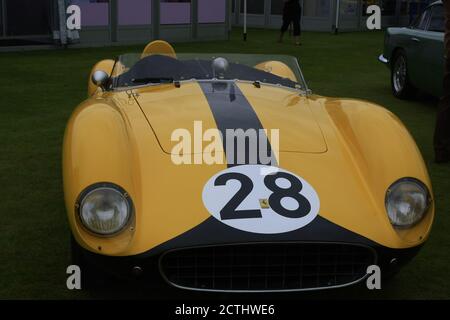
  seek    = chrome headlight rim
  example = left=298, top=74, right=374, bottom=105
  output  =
left=385, top=177, right=431, bottom=229
left=75, top=182, right=134, bottom=237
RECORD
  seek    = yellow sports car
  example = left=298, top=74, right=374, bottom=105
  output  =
left=64, top=40, right=434, bottom=291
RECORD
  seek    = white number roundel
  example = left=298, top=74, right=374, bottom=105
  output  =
left=202, top=165, right=320, bottom=234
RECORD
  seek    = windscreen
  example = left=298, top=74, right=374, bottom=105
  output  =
left=110, top=53, right=308, bottom=91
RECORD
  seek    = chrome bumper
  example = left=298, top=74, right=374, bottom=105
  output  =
left=378, top=54, right=389, bottom=65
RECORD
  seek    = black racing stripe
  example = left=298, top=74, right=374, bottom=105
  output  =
left=132, top=82, right=385, bottom=258
left=199, top=82, right=276, bottom=167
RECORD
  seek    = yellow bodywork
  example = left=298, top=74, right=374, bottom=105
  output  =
left=142, top=40, right=177, bottom=59
left=63, top=48, right=434, bottom=257
left=254, top=61, right=298, bottom=82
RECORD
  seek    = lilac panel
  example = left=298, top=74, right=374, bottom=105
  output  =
left=199, top=0, right=226, bottom=23
left=72, top=1, right=109, bottom=27
left=118, top=0, right=152, bottom=25
left=160, top=3, right=191, bottom=25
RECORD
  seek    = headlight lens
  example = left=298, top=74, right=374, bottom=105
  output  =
left=78, top=184, right=132, bottom=236
left=385, top=178, right=430, bottom=228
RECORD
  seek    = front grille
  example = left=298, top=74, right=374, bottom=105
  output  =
left=160, top=243, right=375, bottom=292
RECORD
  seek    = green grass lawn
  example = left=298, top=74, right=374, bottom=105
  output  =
left=0, top=28, right=449, bottom=300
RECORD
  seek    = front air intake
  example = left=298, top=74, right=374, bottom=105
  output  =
left=159, top=243, right=375, bottom=292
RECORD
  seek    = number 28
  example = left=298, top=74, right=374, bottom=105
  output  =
left=214, top=172, right=312, bottom=220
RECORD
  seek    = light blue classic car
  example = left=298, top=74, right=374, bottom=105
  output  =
left=379, top=1, right=445, bottom=99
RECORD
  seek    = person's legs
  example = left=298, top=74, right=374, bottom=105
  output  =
left=434, top=102, right=450, bottom=163
left=293, top=19, right=301, bottom=45
left=434, top=0, right=450, bottom=163
left=434, top=58, right=450, bottom=163
left=279, top=18, right=291, bottom=42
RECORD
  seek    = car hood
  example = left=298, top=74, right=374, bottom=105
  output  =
left=132, top=81, right=328, bottom=155
left=65, top=87, right=433, bottom=256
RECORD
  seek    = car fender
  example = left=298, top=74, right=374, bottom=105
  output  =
left=314, top=96, right=434, bottom=247
left=63, top=96, right=138, bottom=255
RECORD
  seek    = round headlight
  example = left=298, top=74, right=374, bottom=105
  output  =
left=77, top=184, right=133, bottom=236
left=385, top=178, right=430, bottom=228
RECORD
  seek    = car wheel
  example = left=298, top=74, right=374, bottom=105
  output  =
left=70, top=236, right=107, bottom=290
left=391, top=50, right=415, bottom=99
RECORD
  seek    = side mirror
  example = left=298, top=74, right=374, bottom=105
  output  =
left=92, top=70, right=109, bottom=91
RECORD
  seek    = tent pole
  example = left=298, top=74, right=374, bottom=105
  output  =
left=57, top=0, right=67, bottom=45
left=335, top=0, right=340, bottom=34
left=243, top=0, right=247, bottom=41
